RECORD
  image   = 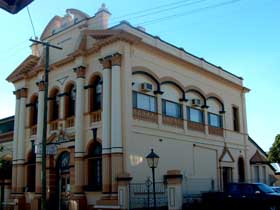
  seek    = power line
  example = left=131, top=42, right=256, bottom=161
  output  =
left=27, top=6, right=37, bottom=39
left=111, top=0, right=208, bottom=25
left=112, top=0, right=194, bottom=21
left=137, top=0, right=241, bottom=26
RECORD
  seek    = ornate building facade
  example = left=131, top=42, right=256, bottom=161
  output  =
left=5, top=4, right=276, bottom=210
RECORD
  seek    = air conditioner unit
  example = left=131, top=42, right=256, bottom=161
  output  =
left=141, top=83, right=153, bottom=92
left=192, top=99, right=201, bottom=107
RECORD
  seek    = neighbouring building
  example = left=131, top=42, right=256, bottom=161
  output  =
left=0, top=116, right=13, bottom=207
left=4, top=4, right=278, bottom=210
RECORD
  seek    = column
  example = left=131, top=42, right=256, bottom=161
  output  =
left=165, top=170, right=183, bottom=210
left=111, top=53, right=124, bottom=195
left=182, top=101, right=188, bottom=133
left=156, top=94, right=163, bottom=127
left=35, top=81, right=45, bottom=194
left=99, top=57, right=112, bottom=194
left=16, top=88, right=27, bottom=193
left=73, top=66, right=86, bottom=193
left=11, top=89, right=20, bottom=193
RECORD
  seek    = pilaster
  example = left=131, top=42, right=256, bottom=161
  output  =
left=35, top=80, right=45, bottom=194
left=17, top=88, right=27, bottom=193
left=73, top=66, right=87, bottom=194
left=111, top=53, right=124, bottom=195
left=11, top=89, right=20, bottom=193
left=99, top=56, right=112, bottom=195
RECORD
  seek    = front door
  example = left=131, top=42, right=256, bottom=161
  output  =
left=56, top=152, right=70, bottom=210
left=222, top=167, right=232, bottom=191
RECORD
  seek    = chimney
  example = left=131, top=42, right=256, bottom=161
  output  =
left=94, top=3, right=111, bottom=29
left=30, top=37, right=40, bottom=56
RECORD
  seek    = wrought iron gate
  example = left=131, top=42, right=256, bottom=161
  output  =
left=129, top=179, right=168, bottom=210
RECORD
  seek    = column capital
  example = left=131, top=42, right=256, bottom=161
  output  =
left=13, top=89, right=21, bottom=99
left=99, top=57, right=111, bottom=69
left=20, top=88, right=28, bottom=98
left=36, top=80, right=45, bottom=91
left=111, top=53, right=122, bottom=67
left=74, top=66, right=87, bottom=78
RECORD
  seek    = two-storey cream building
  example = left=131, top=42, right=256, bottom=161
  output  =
left=6, top=4, right=276, bottom=210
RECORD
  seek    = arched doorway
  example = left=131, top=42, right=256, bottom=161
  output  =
left=55, top=151, right=70, bottom=210
left=238, top=157, right=245, bottom=182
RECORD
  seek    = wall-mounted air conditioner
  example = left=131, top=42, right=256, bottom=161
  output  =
left=192, top=99, right=201, bottom=107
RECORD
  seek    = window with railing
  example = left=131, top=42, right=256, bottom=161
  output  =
left=89, top=76, right=102, bottom=112
left=162, top=99, right=182, bottom=118
left=208, top=112, right=222, bottom=128
left=208, top=112, right=223, bottom=136
left=187, top=107, right=204, bottom=123
left=132, top=91, right=158, bottom=123
left=29, top=95, right=38, bottom=127
left=133, top=91, right=157, bottom=112
left=162, top=99, right=183, bottom=128
left=187, top=106, right=205, bottom=132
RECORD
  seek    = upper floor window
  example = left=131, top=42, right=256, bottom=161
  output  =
left=208, top=112, right=222, bottom=128
left=49, top=89, right=59, bottom=121
left=187, top=107, right=204, bottom=123
left=133, top=91, right=157, bottom=112
left=65, top=84, right=76, bottom=117
left=89, top=76, right=102, bottom=112
left=162, top=99, right=182, bottom=118
left=232, top=106, right=239, bottom=132
left=30, top=95, right=38, bottom=126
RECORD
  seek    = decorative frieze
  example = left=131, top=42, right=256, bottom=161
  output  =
left=99, top=57, right=111, bottom=69
left=13, top=89, right=21, bottom=99
left=20, top=88, right=28, bottom=98
left=111, top=53, right=122, bottom=66
left=36, top=80, right=45, bottom=91
left=74, top=66, right=87, bottom=78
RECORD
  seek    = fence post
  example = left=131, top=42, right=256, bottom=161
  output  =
left=165, top=170, right=183, bottom=210
left=117, top=173, right=132, bottom=210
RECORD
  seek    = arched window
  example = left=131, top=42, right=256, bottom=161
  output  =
left=26, top=149, right=36, bottom=192
left=65, top=84, right=76, bottom=118
left=30, top=95, right=38, bottom=126
left=238, top=157, right=245, bottom=182
left=89, top=76, right=102, bottom=112
left=87, top=141, right=102, bottom=191
left=49, top=88, right=59, bottom=121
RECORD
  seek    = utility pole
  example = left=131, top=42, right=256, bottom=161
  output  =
left=29, top=39, right=62, bottom=210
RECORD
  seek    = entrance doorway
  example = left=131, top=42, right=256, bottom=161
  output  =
left=222, top=167, right=232, bottom=191
left=56, top=151, right=70, bottom=210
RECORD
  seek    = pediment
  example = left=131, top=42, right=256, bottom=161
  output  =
left=250, top=150, right=268, bottom=164
left=219, top=146, right=234, bottom=162
left=40, top=9, right=90, bottom=40
left=6, top=55, right=39, bottom=83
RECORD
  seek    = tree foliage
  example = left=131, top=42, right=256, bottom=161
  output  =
left=268, top=134, right=280, bottom=162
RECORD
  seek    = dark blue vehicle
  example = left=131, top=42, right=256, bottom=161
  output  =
left=202, top=183, right=280, bottom=210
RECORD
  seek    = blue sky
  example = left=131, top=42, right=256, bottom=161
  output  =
left=0, top=0, right=279, bottom=151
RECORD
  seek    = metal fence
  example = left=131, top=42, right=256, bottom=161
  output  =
left=129, top=180, right=168, bottom=210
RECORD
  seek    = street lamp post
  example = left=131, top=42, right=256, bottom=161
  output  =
left=146, top=149, right=160, bottom=210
